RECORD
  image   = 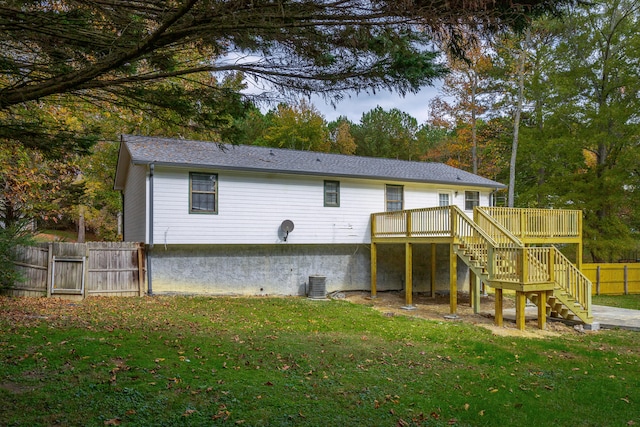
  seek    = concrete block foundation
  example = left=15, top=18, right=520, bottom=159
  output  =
left=148, top=243, right=468, bottom=296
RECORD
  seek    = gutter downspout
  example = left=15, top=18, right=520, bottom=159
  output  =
left=147, top=163, right=154, bottom=295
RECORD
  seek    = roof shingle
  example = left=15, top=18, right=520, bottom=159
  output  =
left=121, top=135, right=506, bottom=189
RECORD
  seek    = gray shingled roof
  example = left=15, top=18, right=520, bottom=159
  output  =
left=120, top=134, right=505, bottom=189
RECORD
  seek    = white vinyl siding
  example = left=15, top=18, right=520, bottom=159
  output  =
left=122, top=164, right=147, bottom=242
left=149, top=166, right=493, bottom=245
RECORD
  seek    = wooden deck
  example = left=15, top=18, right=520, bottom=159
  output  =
left=370, top=206, right=592, bottom=329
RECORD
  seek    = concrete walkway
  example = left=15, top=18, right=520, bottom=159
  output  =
left=590, top=305, right=640, bottom=331
left=505, top=304, right=640, bottom=331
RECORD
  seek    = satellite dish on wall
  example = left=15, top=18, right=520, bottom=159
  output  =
left=281, top=220, right=295, bottom=241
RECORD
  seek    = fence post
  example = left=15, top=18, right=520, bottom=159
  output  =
left=46, top=242, right=53, bottom=298
left=624, top=265, right=629, bottom=295
left=83, top=244, right=90, bottom=299
left=596, top=265, right=600, bottom=295
left=137, top=243, right=145, bottom=296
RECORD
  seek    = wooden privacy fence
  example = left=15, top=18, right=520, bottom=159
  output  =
left=582, top=263, right=640, bottom=295
left=8, top=242, right=145, bottom=299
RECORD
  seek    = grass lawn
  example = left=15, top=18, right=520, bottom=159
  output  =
left=1, top=296, right=638, bottom=427
left=593, top=294, right=640, bottom=310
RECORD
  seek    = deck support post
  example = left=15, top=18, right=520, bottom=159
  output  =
left=537, top=290, right=547, bottom=330
left=370, top=242, right=377, bottom=299
left=470, top=271, right=481, bottom=313
left=516, top=291, right=526, bottom=330
left=403, top=242, right=414, bottom=309
left=449, top=244, right=457, bottom=315
left=469, top=270, right=475, bottom=308
left=494, top=288, right=503, bottom=326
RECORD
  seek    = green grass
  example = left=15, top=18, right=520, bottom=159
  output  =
left=1, top=296, right=638, bottom=427
left=592, top=294, right=640, bottom=310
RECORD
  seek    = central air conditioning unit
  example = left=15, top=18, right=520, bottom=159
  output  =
left=308, top=275, right=327, bottom=300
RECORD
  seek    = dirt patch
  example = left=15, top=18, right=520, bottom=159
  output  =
left=338, top=290, right=576, bottom=338
left=0, top=382, right=38, bottom=394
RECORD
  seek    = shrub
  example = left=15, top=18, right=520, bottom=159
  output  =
left=0, top=221, right=34, bottom=289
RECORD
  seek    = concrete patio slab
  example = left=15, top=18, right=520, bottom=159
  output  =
left=503, top=304, right=640, bottom=332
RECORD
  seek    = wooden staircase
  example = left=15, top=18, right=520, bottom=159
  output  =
left=467, top=207, right=593, bottom=324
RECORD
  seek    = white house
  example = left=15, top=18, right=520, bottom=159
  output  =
left=114, top=135, right=505, bottom=296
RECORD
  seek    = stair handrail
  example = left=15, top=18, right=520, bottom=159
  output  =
left=551, top=247, right=593, bottom=319
left=474, top=207, right=523, bottom=248
left=450, top=206, right=501, bottom=279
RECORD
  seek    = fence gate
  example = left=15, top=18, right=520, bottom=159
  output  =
left=51, top=256, right=86, bottom=295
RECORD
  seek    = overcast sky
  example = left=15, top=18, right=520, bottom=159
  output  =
left=247, top=80, right=443, bottom=125
left=309, top=84, right=441, bottom=124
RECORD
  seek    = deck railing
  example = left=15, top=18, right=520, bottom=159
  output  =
left=371, top=205, right=591, bottom=321
left=372, top=205, right=590, bottom=287
left=478, top=207, right=581, bottom=240
left=372, top=206, right=452, bottom=238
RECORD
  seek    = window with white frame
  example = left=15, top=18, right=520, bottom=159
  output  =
left=324, top=180, right=340, bottom=207
left=465, top=191, right=480, bottom=211
left=190, top=172, right=218, bottom=214
left=438, top=193, right=450, bottom=207
left=385, top=185, right=403, bottom=211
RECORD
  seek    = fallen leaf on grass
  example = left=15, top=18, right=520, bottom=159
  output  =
left=620, top=397, right=630, bottom=404
left=104, top=419, right=121, bottom=426
left=183, top=409, right=196, bottom=417
left=464, top=403, right=470, bottom=411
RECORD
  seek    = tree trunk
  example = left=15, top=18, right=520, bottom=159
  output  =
left=508, top=30, right=529, bottom=208
left=77, top=208, right=85, bottom=243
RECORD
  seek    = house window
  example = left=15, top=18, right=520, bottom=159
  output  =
left=386, top=185, right=403, bottom=211
left=465, top=191, right=480, bottom=211
left=190, top=172, right=217, bottom=214
left=324, top=180, right=340, bottom=207
left=439, top=193, right=450, bottom=207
